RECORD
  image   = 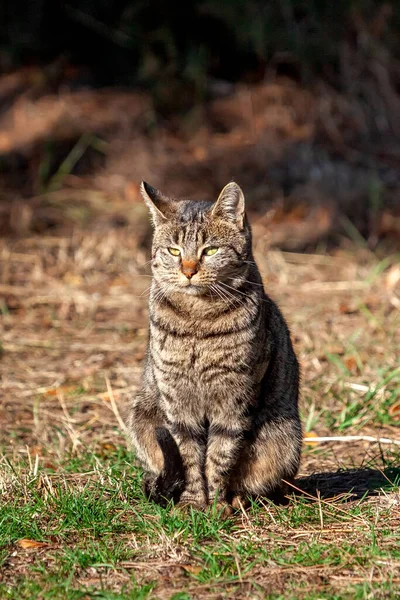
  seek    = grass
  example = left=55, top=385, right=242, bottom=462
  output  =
left=0, top=208, right=400, bottom=598
left=317, top=363, right=400, bottom=431
left=1, top=448, right=400, bottom=599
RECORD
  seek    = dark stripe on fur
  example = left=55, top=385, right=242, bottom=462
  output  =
left=170, top=422, right=207, bottom=443
left=150, top=316, right=258, bottom=339
left=209, top=424, right=245, bottom=438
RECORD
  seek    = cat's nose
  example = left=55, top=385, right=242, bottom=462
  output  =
left=181, top=260, right=198, bottom=279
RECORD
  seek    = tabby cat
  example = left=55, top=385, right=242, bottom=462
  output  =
left=128, top=181, right=302, bottom=512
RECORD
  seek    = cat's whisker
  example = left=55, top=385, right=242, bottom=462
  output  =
left=218, top=281, right=255, bottom=300
left=228, top=277, right=265, bottom=287
left=141, top=258, right=154, bottom=268
left=154, top=283, right=172, bottom=303
left=219, top=280, right=270, bottom=305
left=218, top=282, right=262, bottom=314
left=214, top=283, right=245, bottom=310
left=140, top=286, right=152, bottom=297
left=212, top=284, right=236, bottom=305
left=219, top=285, right=241, bottom=304
left=210, top=284, right=226, bottom=302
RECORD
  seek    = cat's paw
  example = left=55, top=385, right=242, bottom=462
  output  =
left=177, top=493, right=207, bottom=513
left=231, top=495, right=250, bottom=511
left=208, top=501, right=233, bottom=518
left=177, top=500, right=207, bottom=514
left=142, top=474, right=156, bottom=499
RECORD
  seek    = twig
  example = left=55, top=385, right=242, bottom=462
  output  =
left=304, top=435, right=400, bottom=446
left=236, top=496, right=253, bottom=529
left=316, top=489, right=324, bottom=530
left=234, top=552, right=243, bottom=583
left=258, top=497, right=277, bottom=524
left=57, top=391, right=82, bottom=452
left=105, top=377, right=129, bottom=436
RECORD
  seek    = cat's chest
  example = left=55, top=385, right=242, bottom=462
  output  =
left=149, top=298, right=264, bottom=397
left=150, top=322, right=257, bottom=383
left=154, top=332, right=241, bottom=362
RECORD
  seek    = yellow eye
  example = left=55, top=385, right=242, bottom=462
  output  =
left=203, top=247, right=218, bottom=256
left=168, top=247, right=181, bottom=256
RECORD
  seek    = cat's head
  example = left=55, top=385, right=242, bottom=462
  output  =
left=141, top=181, right=252, bottom=296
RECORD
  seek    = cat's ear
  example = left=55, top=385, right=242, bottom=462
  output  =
left=211, top=182, right=245, bottom=228
left=140, top=181, right=168, bottom=226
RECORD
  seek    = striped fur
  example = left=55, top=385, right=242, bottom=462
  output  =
left=127, top=181, right=302, bottom=510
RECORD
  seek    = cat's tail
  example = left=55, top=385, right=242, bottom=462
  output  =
left=143, top=427, right=185, bottom=507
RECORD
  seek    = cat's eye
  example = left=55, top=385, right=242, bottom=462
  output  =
left=203, top=247, right=219, bottom=256
left=168, top=247, right=181, bottom=256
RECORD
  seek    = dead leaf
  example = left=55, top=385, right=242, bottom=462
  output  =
left=304, top=431, right=319, bottom=446
left=63, top=272, right=83, bottom=286
left=385, top=265, right=400, bottom=291
left=339, top=302, right=359, bottom=314
left=344, top=356, right=358, bottom=373
left=44, top=462, right=56, bottom=469
left=109, top=276, right=129, bottom=287
left=388, top=399, right=400, bottom=418
left=182, top=565, right=202, bottom=575
left=17, top=539, right=49, bottom=550
left=98, top=390, right=120, bottom=402
left=325, top=346, right=345, bottom=356
left=99, top=442, right=117, bottom=453
left=44, top=385, right=77, bottom=397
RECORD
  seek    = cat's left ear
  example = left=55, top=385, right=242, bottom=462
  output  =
left=211, top=182, right=245, bottom=229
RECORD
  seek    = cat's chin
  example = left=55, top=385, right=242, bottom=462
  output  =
left=180, top=285, right=209, bottom=296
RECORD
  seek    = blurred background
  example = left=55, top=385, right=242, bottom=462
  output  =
left=1, top=1, right=400, bottom=462
left=0, top=0, right=400, bottom=248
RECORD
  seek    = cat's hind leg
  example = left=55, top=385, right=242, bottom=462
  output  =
left=128, top=391, right=164, bottom=475
left=229, top=417, right=302, bottom=506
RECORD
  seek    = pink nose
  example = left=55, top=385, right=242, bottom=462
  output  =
left=181, top=260, right=198, bottom=279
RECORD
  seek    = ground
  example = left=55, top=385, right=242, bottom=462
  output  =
left=1, top=199, right=399, bottom=598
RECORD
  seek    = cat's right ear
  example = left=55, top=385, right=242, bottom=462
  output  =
left=140, top=181, right=168, bottom=227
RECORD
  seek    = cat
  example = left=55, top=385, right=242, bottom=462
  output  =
left=127, top=181, right=302, bottom=513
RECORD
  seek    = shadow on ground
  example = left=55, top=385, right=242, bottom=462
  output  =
left=295, top=467, right=400, bottom=500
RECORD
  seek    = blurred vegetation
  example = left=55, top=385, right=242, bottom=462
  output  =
left=1, top=0, right=400, bottom=245
left=1, top=0, right=399, bottom=103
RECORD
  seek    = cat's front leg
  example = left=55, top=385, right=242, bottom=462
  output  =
left=169, top=421, right=207, bottom=508
left=205, top=420, right=245, bottom=509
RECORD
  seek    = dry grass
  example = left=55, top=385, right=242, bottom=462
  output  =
left=0, top=203, right=400, bottom=598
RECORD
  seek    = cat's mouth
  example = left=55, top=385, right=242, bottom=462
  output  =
left=179, top=282, right=209, bottom=296
left=172, top=278, right=214, bottom=296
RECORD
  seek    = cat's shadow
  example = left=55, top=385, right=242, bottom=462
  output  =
left=293, top=466, right=400, bottom=501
